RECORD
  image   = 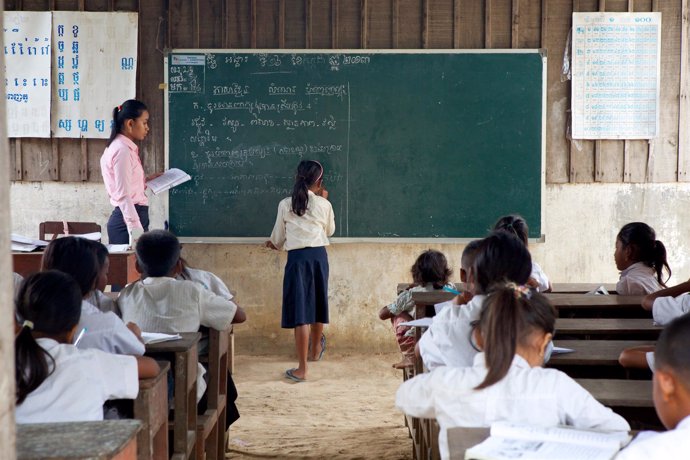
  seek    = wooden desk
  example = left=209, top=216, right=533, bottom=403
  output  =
left=550, top=340, right=655, bottom=379
left=545, top=294, right=647, bottom=318
left=551, top=283, right=618, bottom=294
left=135, top=361, right=170, bottom=460
left=12, top=250, right=138, bottom=287
left=398, top=282, right=465, bottom=294
left=146, top=332, right=200, bottom=460
left=555, top=318, right=662, bottom=340
left=17, top=420, right=141, bottom=460
left=447, top=427, right=489, bottom=460
left=577, top=378, right=653, bottom=408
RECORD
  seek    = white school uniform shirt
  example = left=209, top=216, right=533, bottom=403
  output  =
left=651, top=293, right=690, bottom=326
left=85, top=289, right=120, bottom=315
left=177, top=267, right=233, bottom=299
left=13, top=272, right=23, bottom=296
left=418, top=294, right=487, bottom=370
left=77, top=300, right=145, bottom=356
left=118, top=277, right=238, bottom=333
left=269, top=190, right=336, bottom=251
left=531, top=262, right=550, bottom=292
left=615, top=416, right=690, bottom=460
left=16, top=338, right=139, bottom=423
left=616, top=262, right=663, bottom=295
left=396, top=353, right=630, bottom=460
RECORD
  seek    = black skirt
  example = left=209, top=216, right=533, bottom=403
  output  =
left=281, top=246, right=329, bottom=328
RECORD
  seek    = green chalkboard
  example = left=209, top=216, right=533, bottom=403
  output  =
left=165, top=50, right=545, bottom=239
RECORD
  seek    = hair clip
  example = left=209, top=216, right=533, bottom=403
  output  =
left=505, top=282, right=532, bottom=299
left=22, top=320, right=34, bottom=330
left=117, top=105, right=122, bottom=112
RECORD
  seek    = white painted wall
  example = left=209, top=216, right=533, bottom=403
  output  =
left=11, top=181, right=690, bottom=353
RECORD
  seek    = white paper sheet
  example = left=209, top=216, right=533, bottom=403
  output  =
left=3, top=11, right=52, bottom=137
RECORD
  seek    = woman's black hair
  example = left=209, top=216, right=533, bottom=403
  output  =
left=475, top=285, right=556, bottom=390
left=411, top=249, right=452, bottom=289
left=291, top=160, right=324, bottom=217
left=493, top=214, right=529, bottom=245
left=88, top=240, right=109, bottom=271
left=15, top=271, right=82, bottom=404
left=617, top=222, right=671, bottom=286
left=473, top=231, right=532, bottom=294
left=40, top=236, right=99, bottom=297
left=107, top=99, right=148, bottom=146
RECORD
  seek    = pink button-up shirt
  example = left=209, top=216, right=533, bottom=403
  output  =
left=100, top=134, right=148, bottom=230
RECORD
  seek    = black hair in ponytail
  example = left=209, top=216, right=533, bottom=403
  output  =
left=473, top=231, right=532, bottom=294
left=475, top=285, right=555, bottom=390
left=617, top=222, right=671, bottom=286
left=493, top=214, right=529, bottom=245
left=15, top=271, right=82, bottom=404
left=41, top=236, right=99, bottom=297
left=107, top=99, right=148, bottom=146
left=291, top=160, right=324, bottom=217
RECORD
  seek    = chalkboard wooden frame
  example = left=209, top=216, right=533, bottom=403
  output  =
left=164, top=49, right=547, bottom=243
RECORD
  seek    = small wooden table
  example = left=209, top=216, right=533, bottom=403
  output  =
left=576, top=378, right=654, bottom=408
left=17, top=420, right=141, bottom=460
left=551, top=283, right=618, bottom=294
left=551, top=340, right=655, bottom=367
left=145, top=332, right=200, bottom=460
left=555, top=318, right=662, bottom=340
left=546, top=294, right=647, bottom=318
left=135, top=361, right=170, bottom=460
left=12, top=250, right=138, bottom=287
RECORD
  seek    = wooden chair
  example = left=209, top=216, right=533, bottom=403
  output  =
left=196, top=327, right=230, bottom=460
left=39, top=221, right=102, bottom=241
left=134, top=361, right=170, bottom=460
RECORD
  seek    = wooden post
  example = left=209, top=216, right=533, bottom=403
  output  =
left=0, top=4, right=17, bottom=459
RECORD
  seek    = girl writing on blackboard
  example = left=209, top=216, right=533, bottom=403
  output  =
left=265, top=160, right=336, bottom=382
left=100, top=99, right=161, bottom=246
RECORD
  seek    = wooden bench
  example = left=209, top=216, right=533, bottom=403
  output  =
left=146, top=332, right=200, bottom=460
left=555, top=318, right=662, bottom=340
left=17, top=420, right=141, bottom=460
left=134, top=361, right=170, bottom=460
left=196, top=327, right=230, bottom=460
left=545, top=294, right=647, bottom=318
left=549, top=340, right=655, bottom=379
left=551, top=283, right=618, bottom=294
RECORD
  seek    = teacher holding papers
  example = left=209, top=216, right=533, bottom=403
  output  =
left=100, top=99, right=160, bottom=245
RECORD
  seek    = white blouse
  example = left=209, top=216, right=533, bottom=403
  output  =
left=652, top=293, right=690, bottom=326
left=615, top=416, right=690, bottom=460
left=396, top=353, right=630, bottom=460
left=616, top=262, right=663, bottom=295
left=269, top=190, right=335, bottom=251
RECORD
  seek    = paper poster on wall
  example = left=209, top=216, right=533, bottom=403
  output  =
left=571, top=12, right=661, bottom=139
left=51, top=11, right=138, bottom=138
left=3, top=11, right=52, bottom=137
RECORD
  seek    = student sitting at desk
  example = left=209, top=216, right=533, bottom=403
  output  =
left=397, top=284, right=629, bottom=460
left=614, top=222, right=670, bottom=295
left=15, top=271, right=159, bottom=423
left=378, top=249, right=454, bottom=369
left=85, top=241, right=119, bottom=315
left=417, top=231, right=532, bottom=370
left=117, top=229, right=246, bottom=425
left=41, top=236, right=144, bottom=356
left=616, top=314, right=690, bottom=459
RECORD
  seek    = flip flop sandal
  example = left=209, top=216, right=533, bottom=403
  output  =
left=284, top=368, right=306, bottom=383
left=308, top=333, right=326, bottom=362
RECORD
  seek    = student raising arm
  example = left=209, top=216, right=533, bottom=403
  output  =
left=397, top=284, right=629, bottom=460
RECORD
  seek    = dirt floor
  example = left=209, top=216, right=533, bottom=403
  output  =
left=226, top=352, right=413, bottom=459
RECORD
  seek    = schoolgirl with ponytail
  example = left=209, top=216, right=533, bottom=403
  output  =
left=397, top=283, right=629, bottom=460
left=615, top=222, right=671, bottom=295
left=100, top=99, right=161, bottom=246
left=15, top=271, right=159, bottom=423
left=266, top=160, right=336, bottom=382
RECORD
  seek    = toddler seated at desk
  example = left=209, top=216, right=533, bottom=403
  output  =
left=616, top=314, right=690, bottom=459
left=397, top=284, right=629, bottom=460
left=378, top=249, right=454, bottom=369
left=117, top=229, right=246, bottom=426
left=15, top=271, right=159, bottom=423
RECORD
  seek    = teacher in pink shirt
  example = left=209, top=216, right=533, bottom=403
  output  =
left=100, top=99, right=160, bottom=245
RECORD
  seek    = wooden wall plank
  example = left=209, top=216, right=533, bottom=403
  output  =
left=22, top=140, right=55, bottom=181
left=678, top=0, right=690, bottom=181
left=255, top=0, right=279, bottom=47
left=310, top=0, right=333, bottom=47
left=427, top=0, right=454, bottom=48
left=228, top=0, right=252, bottom=48
left=88, top=139, right=107, bottom=183
left=511, top=0, right=519, bottom=48
left=367, top=0, right=393, bottom=48
left=456, top=0, right=484, bottom=48
left=58, top=139, right=83, bottom=181
left=397, top=0, right=423, bottom=48
left=169, top=0, right=196, bottom=48
left=544, top=0, right=572, bottom=183
left=285, top=0, right=306, bottom=48
left=487, top=0, right=512, bottom=48
left=518, top=0, right=541, bottom=48
left=199, top=0, right=224, bottom=48
left=11, top=140, right=22, bottom=181
left=138, top=0, right=166, bottom=176
left=569, top=0, right=596, bottom=183
left=85, top=0, right=110, bottom=11
left=649, top=0, right=681, bottom=182
left=337, top=0, right=362, bottom=47
left=114, top=0, right=137, bottom=10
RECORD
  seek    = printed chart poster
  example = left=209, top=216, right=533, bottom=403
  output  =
left=572, top=12, right=661, bottom=139
left=3, top=11, right=52, bottom=137
left=52, top=12, right=138, bottom=138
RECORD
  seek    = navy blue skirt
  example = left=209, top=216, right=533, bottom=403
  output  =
left=281, top=246, right=329, bottom=328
